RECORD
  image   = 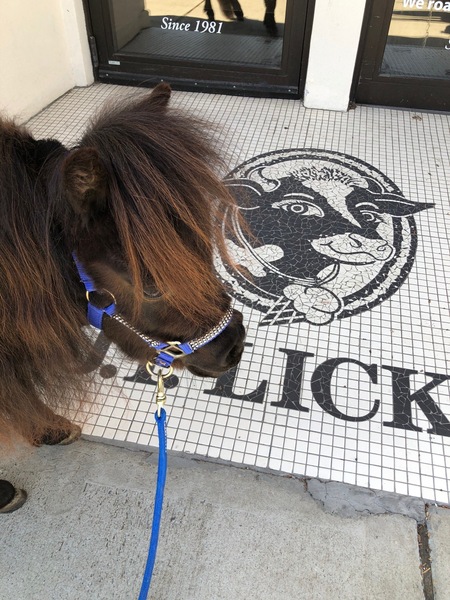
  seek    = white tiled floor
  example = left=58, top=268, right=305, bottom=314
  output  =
left=29, top=84, right=450, bottom=504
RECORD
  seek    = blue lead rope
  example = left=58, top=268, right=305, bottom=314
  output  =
left=71, top=255, right=233, bottom=597
left=138, top=408, right=168, bottom=600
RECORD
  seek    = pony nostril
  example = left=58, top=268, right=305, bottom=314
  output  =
left=227, top=341, right=244, bottom=366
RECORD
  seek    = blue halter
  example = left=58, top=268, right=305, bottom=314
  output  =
left=72, top=254, right=234, bottom=369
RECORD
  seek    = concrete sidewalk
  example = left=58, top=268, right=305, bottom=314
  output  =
left=1, top=439, right=449, bottom=600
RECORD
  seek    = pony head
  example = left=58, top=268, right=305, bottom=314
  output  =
left=0, top=84, right=245, bottom=444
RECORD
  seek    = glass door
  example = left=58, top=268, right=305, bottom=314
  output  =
left=85, top=0, right=312, bottom=96
left=355, top=0, right=450, bottom=110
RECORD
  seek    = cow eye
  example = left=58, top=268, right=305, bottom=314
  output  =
left=272, top=198, right=324, bottom=217
left=360, top=211, right=381, bottom=224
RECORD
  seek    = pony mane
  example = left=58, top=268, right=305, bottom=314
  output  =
left=76, top=92, right=239, bottom=328
left=0, top=118, right=92, bottom=444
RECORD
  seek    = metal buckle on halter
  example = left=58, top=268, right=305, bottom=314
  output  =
left=85, top=289, right=117, bottom=307
left=85, top=289, right=117, bottom=329
left=150, top=340, right=195, bottom=369
left=159, top=341, right=190, bottom=359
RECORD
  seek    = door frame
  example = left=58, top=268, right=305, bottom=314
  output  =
left=83, top=0, right=315, bottom=98
left=352, top=0, right=450, bottom=111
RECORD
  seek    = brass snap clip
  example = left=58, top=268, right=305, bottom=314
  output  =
left=146, top=361, right=174, bottom=417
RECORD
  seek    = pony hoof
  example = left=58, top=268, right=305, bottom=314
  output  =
left=0, top=480, right=28, bottom=514
left=37, top=424, right=82, bottom=446
left=56, top=425, right=82, bottom=445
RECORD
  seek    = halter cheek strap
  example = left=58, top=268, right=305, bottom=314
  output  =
left=72, top=254, right=234, bottom=369
left=73, top=255, right=116, bottom=329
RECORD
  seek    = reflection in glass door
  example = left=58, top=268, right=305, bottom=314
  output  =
left=86, top=0, right=312, bottom=96
left=355, top=0, right=450, bottom=110
left=116, top=1, right=285, bottom=67
left=380, top=1, right=450, bottom=80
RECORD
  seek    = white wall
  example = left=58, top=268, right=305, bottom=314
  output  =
left=0, top=0, right=93, bottom=122
left=304, top=0, right=367, bottom=111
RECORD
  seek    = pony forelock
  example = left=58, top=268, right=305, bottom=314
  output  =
left=79, top=95, right=239, bottom=326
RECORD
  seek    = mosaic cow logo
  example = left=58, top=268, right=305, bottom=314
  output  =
left=215, top=149, right=433, bottom=326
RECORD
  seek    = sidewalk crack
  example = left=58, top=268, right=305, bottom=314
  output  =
left=417, top=505, right=434, bottom=600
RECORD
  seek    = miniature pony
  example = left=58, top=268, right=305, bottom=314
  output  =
left=0, top=83, right=245, bottom=449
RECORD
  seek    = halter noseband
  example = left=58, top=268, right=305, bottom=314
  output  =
left=73, top=254, right=234, bottom=370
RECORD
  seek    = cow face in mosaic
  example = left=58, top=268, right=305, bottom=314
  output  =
left=219, top=151, right=433, bottom=326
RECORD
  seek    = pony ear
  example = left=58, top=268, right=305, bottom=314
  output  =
left=62, top=147, right=108, bottom=223
left=147, top=82, right=172, bottom=110
left=33, top=138, right=63, bottom=166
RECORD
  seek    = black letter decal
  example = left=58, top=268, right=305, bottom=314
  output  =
left=204, top=344, right=267, bottom=404
left=270, top=349, right=313, bottom=411
left=311, top=358, right=379, bottom=422
left=382, top=366, right=450, bottom=436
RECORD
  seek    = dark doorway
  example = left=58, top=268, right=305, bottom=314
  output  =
left=84, top=0, right=313, bottom=97
left=355, top=0, right=450, bottom=110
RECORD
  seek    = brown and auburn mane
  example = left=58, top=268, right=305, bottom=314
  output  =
left=0, top=85, right=244, bottom=445
left=0, top=119, right=88, bottom=444
left=66, top=92, right=237, bottom=325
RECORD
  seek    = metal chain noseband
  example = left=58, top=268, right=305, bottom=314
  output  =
left=111, top=307, right=234, bottom=357
left=188, top=307, right=235, bottom=350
